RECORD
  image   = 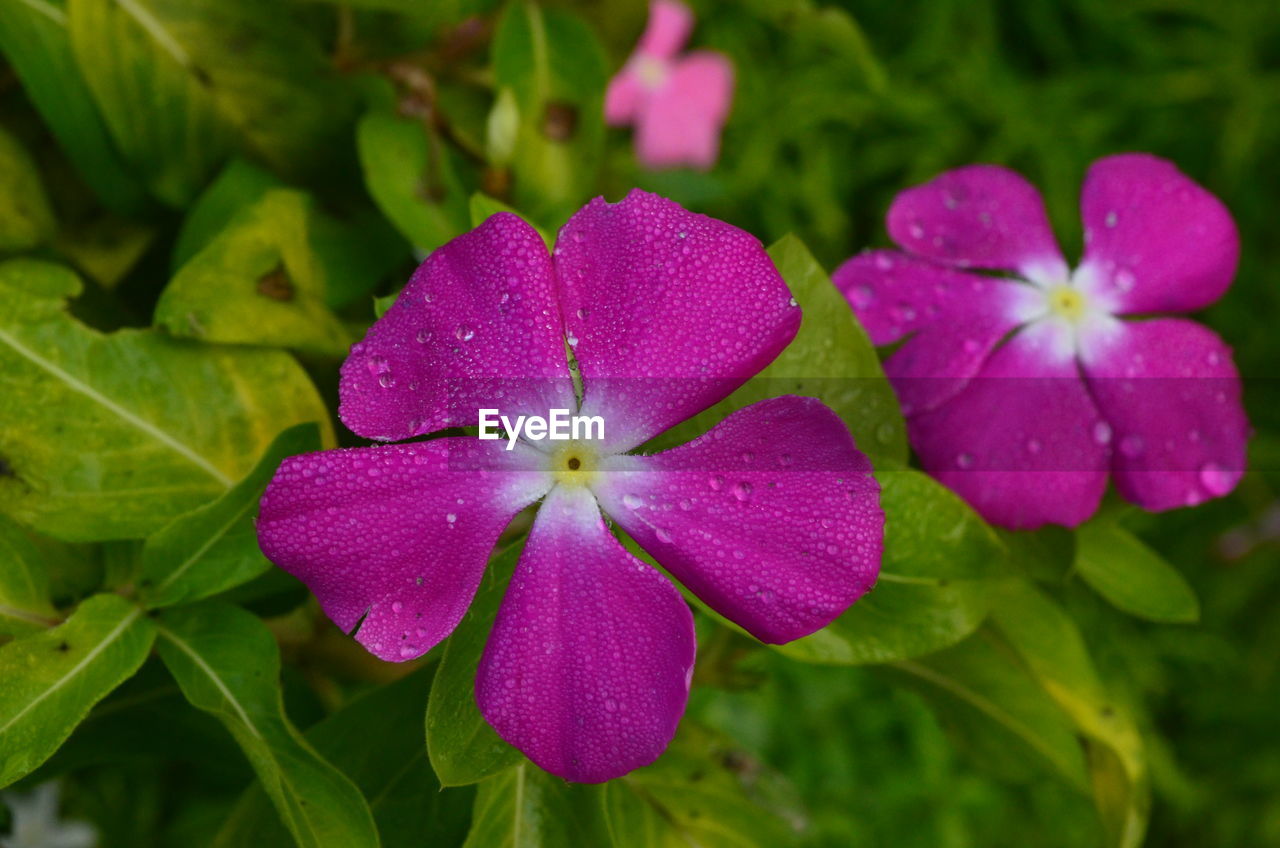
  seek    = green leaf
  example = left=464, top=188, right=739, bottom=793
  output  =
left=358, top=108, right=472, bottom=251
left=0, top=126, right=56, bottom=252
left=989, top=580, right=1149, bottom=848
left=173, top=159, right=409, bottom=308
left=66, top=0, right=357, bottom=206
left=0, top=515, right=58, bottom=635
left=0, top=259, right=332, bottom=541
left=0, top=0, right=149, bottom=214
left=427, top=543, right=522, bottom=786
left=155, top=602, right=380, bottom=848
left=463, top=763, right=604, bottom=848
left=653, top=235, right=907, bottom=466
left=139, top=423, right=320, bottom=609
left=889, top=629, right=1091, bottom=791
left=0, top=593, right=154, bottom=787
left=215, top=668, right=472, bottom=848
left=603, top=723, right=798, bottom=848
left=490, top=2, right=607, bottom=223
left=778, top=467, right=1004, bottom=664
left=1075, top=519, right=1199, bottom=623
left=154, top=190, right=354, bottom=356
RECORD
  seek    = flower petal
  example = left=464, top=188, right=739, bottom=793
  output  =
left=476, top=485, right=695, bottom=783
left=834, top=250, right=1042, bottom=414
left=595, top=396, right=883, bottom=643
left=604, top=69, right=646, bottom=125
left=1077, top=153, right=1239, bottom=314
left=887, top=164, right=1068, bottom=282
left=555, top=190, right=799, bottom=452
left=635, top=51, right=734, bottom=170
left=1080, top=317, right=1248, bottom=510
left=908, top=322, right=1110, bottom=528
left=637, top=0, right=693, bottom=59
left=257, top=439, right=551, bottom=662
left=339, top=213, right=574, bottom=442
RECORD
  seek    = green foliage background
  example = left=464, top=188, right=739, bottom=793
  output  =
left=1, top=1, right=1277, bottom=846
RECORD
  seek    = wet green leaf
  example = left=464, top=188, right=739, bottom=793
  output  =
left=778, top=467, right=1004, bottom=664
left=156, top=602, right=380, bottom=848
left=155, top=190, right=354, bottom=356
left=426, top=543, right=523, bottom=787
left=0, top=593, right=154, bottom=787
left=139, top=423, right=320, bottom=609
left=0, top=259, right=332, bottom=541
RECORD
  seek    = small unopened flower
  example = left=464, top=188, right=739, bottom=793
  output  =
left=258, top=190, right=882, bottom=782
left=604, top=0, right=734, bottom=171
left=835, top=154, right=1248, bottom=529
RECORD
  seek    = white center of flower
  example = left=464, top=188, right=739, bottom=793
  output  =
left=635, top=56, right=668, bottom=90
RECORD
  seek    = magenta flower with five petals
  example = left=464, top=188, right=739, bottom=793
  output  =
left=834, top=154, right=1248, bottom=529
left=604, top=0, right=734, bottom=171
left=258, top=190, right=883, bottom=782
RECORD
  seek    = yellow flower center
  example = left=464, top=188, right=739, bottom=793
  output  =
left=1047, top=285, right=1088, bottom=322
left=550, top=442, right=601, bottom=488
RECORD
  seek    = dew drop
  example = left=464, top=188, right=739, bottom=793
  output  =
left=454, top=325, right=474, bottom=341
left=622, top=493, right=644, bottom=510
left=731, top=481, right=753, bottom=501
left=1092, top=420, right=1113, bottom=445
left=378, top=373, right=396, bottom=388
left=1199, top=462, right=1234, bottom=496
left=956, top=452, right=975, bottom=469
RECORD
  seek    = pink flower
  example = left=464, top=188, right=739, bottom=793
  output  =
left=258, top=190, right=883, bottom=782
left=604, top=0, right=734, bottom=171
left=834, top=154, right=1248, bottom=529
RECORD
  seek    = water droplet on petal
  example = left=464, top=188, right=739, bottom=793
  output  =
left=622, top=493, right=644, bottom=510
left=1199, top=462, right=1234, bottom=496
left=1092, top=420, right=1113, bottom=445
left=732, top=481, right=753, bottom=501
left=956, top=452, right=975, bottom=469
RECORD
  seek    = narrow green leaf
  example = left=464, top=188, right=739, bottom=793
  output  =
left=463, top=763, right=604, bottom=848
left=0, top=593, right=154, bottom=787
left=889, top=629, right=1091, bottom=790
left=490, top=2, right=607, bottom=223
left=358, top=108, right=472, bottom=251
left=140, top=423, right=319, bottom=609
left=1075, top=520, right=1199, bottom=623
left=0, top=0, right=149, bottom=214
left=653, top=235, right=907, bottom=466
left=427, top=544, right=522, bottom=786
left=0, top=126, right=56, bottom=252
left=0, top=515, right=58, bottom=635
left=155, top=190, right=354, bottom=356
left=215, top=668, right=472, bottom=848
left=156, top=602, right=380, bottom=848
left=778, top=467, right=1003, bottom=664
left=0, top=259, right=332, bottom=541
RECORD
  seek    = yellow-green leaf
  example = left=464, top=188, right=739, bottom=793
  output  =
left=155, top=190, right=354, bottom=356
left=0, top=259, right=331, bottom=541
left=0, top=593, right=154, bottom=787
